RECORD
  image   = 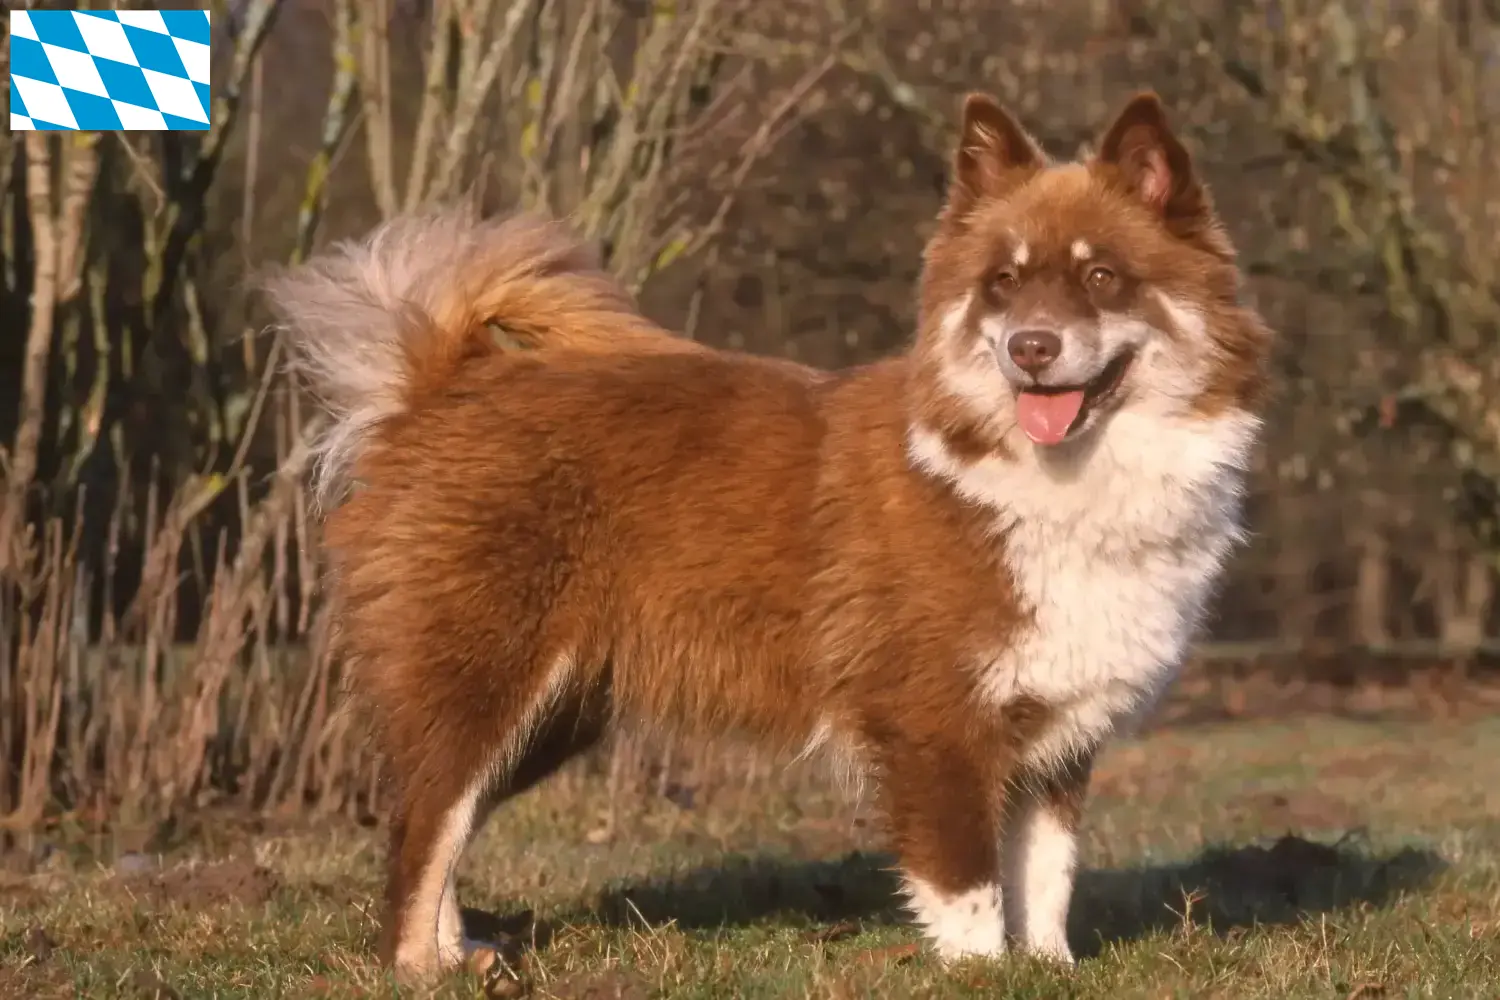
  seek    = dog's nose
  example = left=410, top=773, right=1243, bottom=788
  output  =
left=1006, top=330, right=1062, bottom=375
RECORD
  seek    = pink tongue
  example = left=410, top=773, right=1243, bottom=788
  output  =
left=1015, top=390, right=1085, bottom=445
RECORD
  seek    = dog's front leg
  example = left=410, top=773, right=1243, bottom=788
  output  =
left=1000, top=753, right=1094, bottom=964
left=873, top=731, right=1009, bottom=962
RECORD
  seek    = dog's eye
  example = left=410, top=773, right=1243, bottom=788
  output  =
left=991, top=271, right=1020, bottom=294
left=1086, top=266, right=1115, bottom=290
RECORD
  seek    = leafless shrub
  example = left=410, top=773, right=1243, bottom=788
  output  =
left=0, top=0, right=844, bottom=830
left=2, top=0, right=1496, bottom=835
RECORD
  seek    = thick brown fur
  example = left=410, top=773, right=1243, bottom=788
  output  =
left=265, top=92, right=1274, bottom=979
left=260, top=209, right=741, bottom=506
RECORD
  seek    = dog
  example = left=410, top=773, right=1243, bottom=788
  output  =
left=264, top=90, right=1272, bottom=980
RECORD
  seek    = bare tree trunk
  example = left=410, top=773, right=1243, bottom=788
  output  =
left=1274, top=522, right=1318, bottom=649
left=1, top=132, right=99, bottom=577
left=1433, top=526, right=1494, bottom=656
left=1352, top=513, right=1391, bottom=651
left=1, top=136, right=59, bottom=577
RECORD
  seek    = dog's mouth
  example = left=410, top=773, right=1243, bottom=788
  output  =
left=1013, top=350, right=1136, bottom=446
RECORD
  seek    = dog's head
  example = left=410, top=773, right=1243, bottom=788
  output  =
left=915, top=92, right=1270, bottom=451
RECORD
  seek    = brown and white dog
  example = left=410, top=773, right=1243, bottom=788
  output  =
left=265, top=91, right=1272, bottom=980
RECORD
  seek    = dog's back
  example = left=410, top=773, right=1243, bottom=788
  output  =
left=331, top=346, right=834, bottom=754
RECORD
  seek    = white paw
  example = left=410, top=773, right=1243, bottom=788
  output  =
left=396, top=933, right=491, bottom=982
left=1023, top=935, right=1075, bottom=966
left=392, top=949, right=449, bottom=985
left=905, top=879, right=1008, bottom=962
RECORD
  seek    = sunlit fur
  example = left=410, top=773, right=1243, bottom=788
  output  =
left=264, top=91, right=1273, bottom=980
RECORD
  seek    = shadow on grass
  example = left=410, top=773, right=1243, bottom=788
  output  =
left=486, top=834, right=1445, bottom=957
left=1069, top=834, right=1445, bottom=956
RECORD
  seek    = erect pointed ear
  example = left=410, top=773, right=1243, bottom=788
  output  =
left=947, top=93, right=1046, bottom=216
left=1096, top=92, right=1208, bottom=226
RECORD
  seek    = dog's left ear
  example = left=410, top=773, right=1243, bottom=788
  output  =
left=1096, top=92, right=1209, bottom=227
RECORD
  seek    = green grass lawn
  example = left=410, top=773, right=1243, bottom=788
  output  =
left=3, top=715, right=1499, bottom=998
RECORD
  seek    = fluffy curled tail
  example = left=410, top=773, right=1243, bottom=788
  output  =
left=262, top=206, right=686, bottom=506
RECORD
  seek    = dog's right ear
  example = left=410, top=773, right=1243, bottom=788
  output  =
left=946, top=93, right=1046, bottom=219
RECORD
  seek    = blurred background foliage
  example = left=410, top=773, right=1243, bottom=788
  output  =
left=0, top=0, right=1496, bottom=829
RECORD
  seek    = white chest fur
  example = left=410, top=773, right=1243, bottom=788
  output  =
left=908, top=408, right=1259, bottom=772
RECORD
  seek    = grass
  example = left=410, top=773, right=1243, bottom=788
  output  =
left=3, top=713, right=1499, bottom=999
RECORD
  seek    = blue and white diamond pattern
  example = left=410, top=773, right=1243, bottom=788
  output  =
left=9, top=9, right=211, bottom=131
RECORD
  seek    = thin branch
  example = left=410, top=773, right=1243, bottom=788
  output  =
left=658, top=32, right=848, bottom=288
left=403, top=0, right=456, bottom=210
left=429, top=0, right=541, bottom=202
left=291, top=0, right=361, bottom=264
left=146, top=0, right=282, bottom=325
left=356, top=0, right=400, bottom=219
left=54, top=133, right=100, bottom=305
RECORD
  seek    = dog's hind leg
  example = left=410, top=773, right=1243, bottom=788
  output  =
left=380, top=654, right=607, bottom=982
left=434, top=678, right=612, bottom=967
